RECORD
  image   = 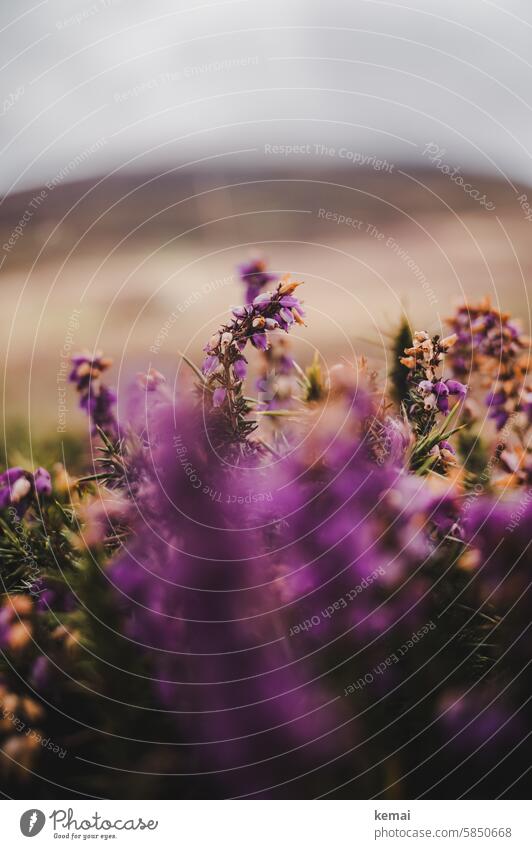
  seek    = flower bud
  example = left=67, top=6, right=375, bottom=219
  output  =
left=278, top=278, right=303, bottom=295
left=440, top=333, right=457, bottom=350
left=9, top=596, right=33, bottom=616
left=220, top=332, right=233, bottom=350
left=8, top=621, right=32, bottom=651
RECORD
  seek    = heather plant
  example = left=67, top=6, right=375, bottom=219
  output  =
left=446, top=300, right=532, bottom=486
left=0, top=261, right=530, bottom=798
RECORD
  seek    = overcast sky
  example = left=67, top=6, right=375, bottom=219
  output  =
left=1, top=0, right=532, bottom=195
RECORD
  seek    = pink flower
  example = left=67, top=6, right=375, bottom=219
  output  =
left=212, top=387, right=227, bottom=407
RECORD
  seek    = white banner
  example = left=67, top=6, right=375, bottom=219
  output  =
left=0, top=800, right=530, bottom=848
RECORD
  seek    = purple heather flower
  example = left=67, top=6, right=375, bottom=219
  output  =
left=447, top=302, right=526, bottom=432
left=436, top=396, right=449, bottom=414
left=110, top=400, right=351, bottom=793
left=433, top=380, right=449, bottom=397
left=232, top=358, right=247, bottom=381
left=280, top=307, right=295, bottom=325
left=0, top=468, right=29, bottom=511
left=212, top=387, right=227, bottom=407
left=70, top=351, right=118, bottom=438
left=418, top=378, right=467, bottom=415
left=418, top=380, right=434, bottom=394
left=252, top=292, right=274, bottom=310
left=79, top=384, right=118, bottom=435
left=417, top=379, right=446, bottom=412
left=238, top=259, right=276, bottom=304
left=0, top=466, right=51, bottom=517
left=33, top=467, right=52, bottom=497
left=200, top=278, right=305, bottom=441
left=202, top=355, right=219, bottom=375
left=446, top=379, right=468, bottom=398
left=439, top=440, right=455, bottom=454
left=431, top=380, right=449, bottom=414
left=69, top=351, right=111, bottom=391
left=485, top=389, right=509, bottom=430
left=251, top=332, right=269, bottom=350
left=279, top=295, right=300, bottom=308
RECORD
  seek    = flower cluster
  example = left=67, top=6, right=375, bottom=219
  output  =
left=400, top=329, right=457, bottom=380
left=0, top=466, right=51, bottom=517
left=447, top=301, right=531, bottom=430
left=447, top=300, right=526, bottom=373
left=112, top=400, right=356, bottom=790
left=1, top=262, right=531, bottom=799
left=234, top=262, right=301, bottom=427
left=69, top=350, right=118, bottom=439
left=399, top=330, right=467, bottom=473
left=201, top=277, right=305, bottom=441
left=401, top=331, right=467, bottom=416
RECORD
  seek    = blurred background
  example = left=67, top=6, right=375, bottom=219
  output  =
left=2, top=0, right=532, bottom=443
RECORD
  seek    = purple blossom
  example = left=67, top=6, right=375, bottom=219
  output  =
left=202, top=355, right=219, bottom=375
left=0, top=466, right=51, bottom=517
left=253, top=292, right=274, bottom=310
left=279, top=295, right=300, bottom=308
left=446, top=379, right=468, bottom=398
left=232, top=359, right=247, bottom=381
left=109, top=400, right=351, bottom=793
left=250, top=332, right=269, bottom=350
left=238, top=259, right=277, bottom=304
left=33, top=468, right=52, bottom=497
left=447, top=302, right=527, bottom=431
left=69, top=351, right=118, bottom=438
left=438, top=440, right=455, bottom=454
left=199, top=279, right=305, bottom=444
left=80, top=385, right=118, bottom=436
left=212, top=387, right=227, bottom=407
left=485, top=388, right=509, bottom=430
left=202, top=282, right=303, bottom=392
left=417, top=378, right=467, bottom=414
